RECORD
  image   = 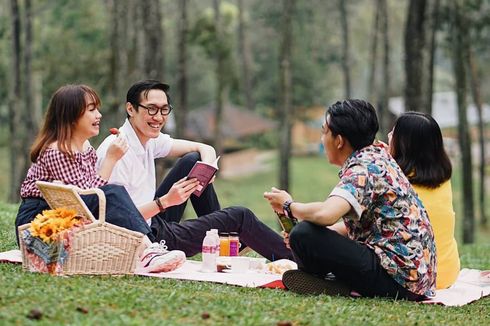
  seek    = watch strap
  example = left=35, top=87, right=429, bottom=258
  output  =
left=283, top=199, right=295, bottom=219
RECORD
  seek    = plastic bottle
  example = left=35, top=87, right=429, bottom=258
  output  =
left=201, top=230, right=217, bottom=272
left=210, top=229, right=220, bottom=254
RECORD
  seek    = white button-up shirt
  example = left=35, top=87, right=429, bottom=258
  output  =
left=96, top=119, right=174, bottom=225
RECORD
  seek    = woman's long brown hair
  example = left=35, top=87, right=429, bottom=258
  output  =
left=30, top=85, right=101, bottom=162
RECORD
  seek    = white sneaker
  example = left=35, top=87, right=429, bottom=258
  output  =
left=137, top=240, right=186, bottom=273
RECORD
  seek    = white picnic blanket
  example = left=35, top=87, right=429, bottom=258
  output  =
left=136, top=260, right=284, bottom=288
left=2, top=249, right=489, bottom=306
left=422, top=268, right=490, bottom=306
left=0, top=249, right=22, bottom=263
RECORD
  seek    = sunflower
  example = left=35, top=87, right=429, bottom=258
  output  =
left=29, top=207, right=83, bottom=243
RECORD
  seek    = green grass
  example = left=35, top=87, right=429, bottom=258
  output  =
left=1, top=156, right=489, bottom=325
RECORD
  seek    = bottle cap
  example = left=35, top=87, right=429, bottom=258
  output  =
left=219, top=232, right=229, bottom=236
left=229, top=232, right=238, bottom=236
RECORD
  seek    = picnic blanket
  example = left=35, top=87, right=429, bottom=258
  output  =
left=2, top=249, right=489, bottom=306
left=136, top=260, right=285, bottom=288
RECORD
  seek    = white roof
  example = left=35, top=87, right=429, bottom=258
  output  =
left=389, top=91, right=490, bottom=128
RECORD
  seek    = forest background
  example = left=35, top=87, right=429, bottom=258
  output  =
left=0, top=0, right=489, bottom=245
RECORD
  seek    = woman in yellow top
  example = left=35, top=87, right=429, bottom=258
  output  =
left=388, top=112, right=460, bottom=289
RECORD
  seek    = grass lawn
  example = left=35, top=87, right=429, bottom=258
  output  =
left=0, top=155, right=489, bottom=325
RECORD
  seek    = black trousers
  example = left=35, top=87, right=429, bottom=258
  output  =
left=150, top=152, right=291, bottom=261
left=152, top=206, right=293, bottom=261
left=154, top=152, right=221, bottom=223
left=289, top=221, right=425, bottom=301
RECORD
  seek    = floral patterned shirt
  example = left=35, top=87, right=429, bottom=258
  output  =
left=330, top=142, right=436, bottom=297
left=20, top=146, right=107, bottom=198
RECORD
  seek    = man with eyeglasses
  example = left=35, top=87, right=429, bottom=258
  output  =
left=97, top=79, right=221, bottom=230
left=95, top=80, right=292, bottom=263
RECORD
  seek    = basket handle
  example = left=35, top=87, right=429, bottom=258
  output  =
left=76, top=187, right=107, bottom=223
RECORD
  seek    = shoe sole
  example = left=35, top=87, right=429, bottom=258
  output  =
left=141, top=251, right=186, bottom=273
left=282, top=270, right=351, bottom=296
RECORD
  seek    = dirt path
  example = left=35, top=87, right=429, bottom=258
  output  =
left=220, top=149, right=274, bottom=179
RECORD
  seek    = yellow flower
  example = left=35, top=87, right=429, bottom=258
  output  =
left=28, top=207, right=83, bottom=244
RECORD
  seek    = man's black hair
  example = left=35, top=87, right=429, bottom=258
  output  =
left=326, top=99, right=379, bottom=151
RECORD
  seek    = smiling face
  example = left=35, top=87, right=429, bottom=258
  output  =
left=127, top=89, right=169, bottom=145
left=72, top=94, right=102, bottom=141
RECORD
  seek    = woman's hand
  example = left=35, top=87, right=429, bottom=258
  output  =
left=263, top=187, right=292, bottom=214
left=98, top=137, right=129, bottom=180
left=105, top=136, right=128, bottom=162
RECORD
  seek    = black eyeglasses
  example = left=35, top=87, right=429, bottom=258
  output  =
left=136, top=103, right=173, bottom=116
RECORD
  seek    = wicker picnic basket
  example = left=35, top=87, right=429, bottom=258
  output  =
left=18, top=181, right=146, bottom=275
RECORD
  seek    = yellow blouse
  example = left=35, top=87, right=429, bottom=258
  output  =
left=414, top=181, right=460, bottom=289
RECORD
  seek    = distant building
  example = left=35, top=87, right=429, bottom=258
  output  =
left=388, top=91, right=490, bottom=128
left=184, top=103, right=276, bottom=149
left=291, top=106, right=325, bottom=155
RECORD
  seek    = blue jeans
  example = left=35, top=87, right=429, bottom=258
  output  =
left=15, top=184, right=151, bottom=245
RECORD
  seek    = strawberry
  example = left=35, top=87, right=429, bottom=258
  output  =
left=109, top=128, right=120, bottom=135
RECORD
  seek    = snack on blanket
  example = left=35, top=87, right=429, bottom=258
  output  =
left=266, top=259, right=297, bottom=275
left=109, top=128, right=120, bottom=135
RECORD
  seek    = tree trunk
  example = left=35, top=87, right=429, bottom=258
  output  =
left=451, top=1, right=474, bottom=244
left=8, top=0, right=23, bottom=203
left=425, top=0, right=440, bottom=115
left=175, top=0, right=188, bottom=139
left=467, top=44, right=487, bottom=227
left=404, top=0, right=427, bottom=112
left=237, top=0, right=255, bottom=111
left=142, top=0, right=164, bottom=79
left=367, top=1, right=380, bottom=105
left=20, top=0, right=35, bottom=192
left=213, top=0, right=225, bottom=156
left=379, top=0, right=390, bottom=140
left=128, top=0, right=145, bottom=82
left=339, top=0, right=351, bottom=98
left=106, top=0, right=127, bottom=126
left=279, top=0, right=294, bottom=191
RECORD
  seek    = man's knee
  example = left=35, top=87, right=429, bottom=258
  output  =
left=290, top=221, right=315, bottom=243
left=223, top=206, right=255, bottom=223
left=289, top=221, right=331, bottom=253
left=180, top=152, right=200, bottom=166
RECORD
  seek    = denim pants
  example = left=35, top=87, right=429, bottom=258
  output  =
left=151, top=206, right=293, bottom=262
left=289, top=221, right=425, bottom=301
left=154, top=152, right=221, bottom=223
left=15, top=184, right=151, bottom=245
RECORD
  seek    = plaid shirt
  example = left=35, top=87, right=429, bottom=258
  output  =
left=20, top=146, right=107, bottom=198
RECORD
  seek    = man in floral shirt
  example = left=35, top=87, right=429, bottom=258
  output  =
left=264, top=99, right=436, bottom=300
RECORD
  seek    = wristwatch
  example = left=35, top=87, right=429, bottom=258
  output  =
left=282, top=199, right=295, bottom=219
left=155, top=198, right=166, bottom=213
